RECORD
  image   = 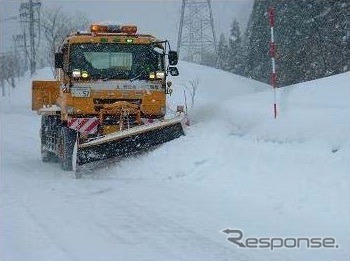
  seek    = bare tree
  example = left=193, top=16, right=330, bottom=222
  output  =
left=184, top=77, right=199, bottom=109
left=40, top=7, right=90, bottom=72
left=0, top=53, right=18, bottom=94
left=0, top=54, right=6, bottom=96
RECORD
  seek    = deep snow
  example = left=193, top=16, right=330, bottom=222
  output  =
left=0, top=62, right=349, bottom=261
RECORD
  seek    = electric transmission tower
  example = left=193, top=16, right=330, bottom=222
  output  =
left=19, top=0, right=41, bottom=75
left=177, top=0, right=218, bottom=65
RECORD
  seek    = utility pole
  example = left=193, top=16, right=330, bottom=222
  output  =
left=19, top=0, right=41, bottom=75
left=177, top=0, right=217, bottom=65
left=29, top=0, right=36, bottom=75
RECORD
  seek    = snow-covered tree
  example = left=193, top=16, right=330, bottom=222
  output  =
left=228, top=19, right=244, bottom=75
left=218, top=33, right=229, bottom=70
left=245, top=0, right=350, bottom=86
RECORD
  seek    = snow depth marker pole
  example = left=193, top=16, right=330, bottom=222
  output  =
left=269, top=6, right=277, bottom=118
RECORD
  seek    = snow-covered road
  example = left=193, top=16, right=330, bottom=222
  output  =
left=1, top=62, right=349, bottom=261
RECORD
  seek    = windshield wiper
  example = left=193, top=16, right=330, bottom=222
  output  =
left=129, top=72, right=143, bottom=82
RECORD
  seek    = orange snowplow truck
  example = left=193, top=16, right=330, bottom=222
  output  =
left=32, top=24, right=185, bottom=177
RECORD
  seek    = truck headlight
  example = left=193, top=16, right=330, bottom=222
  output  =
left=72, top=69, right=81, bottom=78
left=156, top=71, right=165, bottom=79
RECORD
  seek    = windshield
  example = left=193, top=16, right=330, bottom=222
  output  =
left=69, top=43, right=165, bottom=80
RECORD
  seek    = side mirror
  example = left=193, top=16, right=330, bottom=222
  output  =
left=168, top=51, right=178, bottom=66
left=54, top=53, right=63, bottom=68
left=168, top=67, right=179, bottom=76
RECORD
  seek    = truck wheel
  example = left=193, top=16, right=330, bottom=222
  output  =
left=41, top=116, right=59, bottom=163
left=41, top=147, right=57, bottom=162
left=60, top=127, right=77, bottom=171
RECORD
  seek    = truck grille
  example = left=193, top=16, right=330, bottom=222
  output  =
left=93, top=99, right=141, bottom=112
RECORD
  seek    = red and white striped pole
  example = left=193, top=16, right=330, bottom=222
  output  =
left=269, top=6, right=277, bottom=118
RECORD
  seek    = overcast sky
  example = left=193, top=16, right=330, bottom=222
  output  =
left=0, top=0, right=254, bottom=53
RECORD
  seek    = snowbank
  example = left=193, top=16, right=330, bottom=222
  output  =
left=1, top=62, right=349, bottom=261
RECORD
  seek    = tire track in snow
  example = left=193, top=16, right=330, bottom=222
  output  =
left=91, top=193, right=253, bottom=261
left=20, top=200, right=79, bottom=261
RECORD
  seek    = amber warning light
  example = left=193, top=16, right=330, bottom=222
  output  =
left=90, top=24, right=137, bottom=34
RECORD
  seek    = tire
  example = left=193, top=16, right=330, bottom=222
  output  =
left=60, top=127, right=77, bottom=171
left=41, top=147, right=58, bottom=162
left=41, top=116, right=59, bottom=163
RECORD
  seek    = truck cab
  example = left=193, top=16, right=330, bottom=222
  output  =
left=55, top=24, right=178, bottom=132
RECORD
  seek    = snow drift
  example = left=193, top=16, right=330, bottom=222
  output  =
left=1, top=62, right=349, bottom=261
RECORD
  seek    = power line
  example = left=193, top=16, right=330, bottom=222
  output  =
left=0, top=16, right=18, bottom=23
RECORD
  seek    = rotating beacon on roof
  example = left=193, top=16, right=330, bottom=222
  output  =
left=32, top=23, right=186, bottom=177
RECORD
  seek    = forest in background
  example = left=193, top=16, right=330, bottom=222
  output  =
left=218, top=0, right=350, bottom=87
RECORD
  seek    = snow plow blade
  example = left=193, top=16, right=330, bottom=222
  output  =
left=77, top=116, right=186, bottom=165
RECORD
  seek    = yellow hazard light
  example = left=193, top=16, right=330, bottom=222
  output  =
left=90, top=24, right=108, bottom=33
left=149, top=72, right=156, bottom=80
left=120, top=25, right=137, bottom=34
left=90, top=24, right=137, bottom=34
